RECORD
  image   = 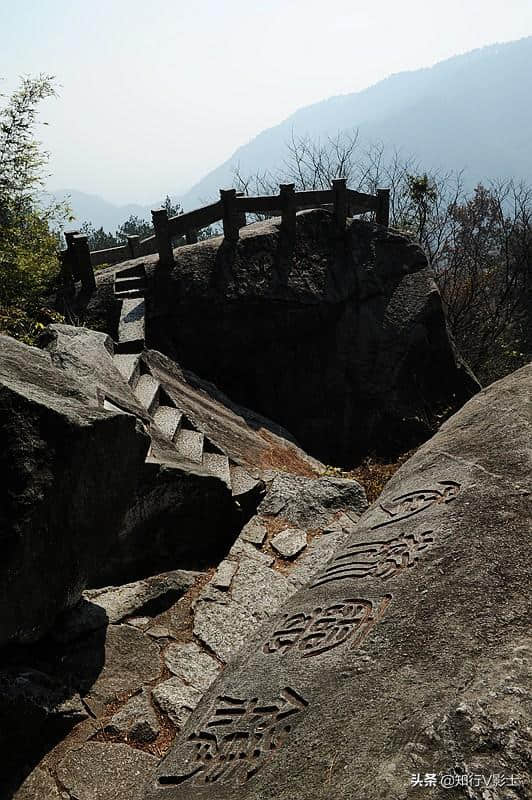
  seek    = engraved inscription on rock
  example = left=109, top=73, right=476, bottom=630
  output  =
left=310, top=480, right=461, bottom=589
left=311, top=530, right=434, bottom=587
left=372, top=481, right=460, bottom=529
left=158, top=688, right=308, bottom=787
left=263, top=595, right=391, bottom=657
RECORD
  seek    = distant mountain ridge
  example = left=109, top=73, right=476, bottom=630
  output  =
left=43, top=189, right=155, bottom=233
left=179, top=36, right=532, bottom=209
left=51, top=37, right=532, bottom=226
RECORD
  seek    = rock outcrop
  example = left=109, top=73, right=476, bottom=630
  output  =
left=147, top=363, right=531, bottom=800
left=4, top=469, right=367, bottom=799
left=80, top=210, right=479, bottom=464
left=0, top=334, right=149, bottom=645
left=0, top=323, right=320, bottom=646
left=4, top=210, right=524, bottom=800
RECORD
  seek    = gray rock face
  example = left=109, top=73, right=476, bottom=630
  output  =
left=146, top=364, right=531, bottom=800
left=0, top=334, right=149, bottom=645
left=229, top=561, right=296, bottom=622
left=211, top=560, right=238, bottom=590
left=322, top=511, right=359, bottom=534
left=0, top=668, right=88, bottom=761
left=241, top=519, right=267, bottom=546
left=228, top=539, right=275, bottom=565
left=193, top=594, right=257, bottom=663
left=164, top=642, right=220, bottom=687
left=55, top=570, right=200, bottom=642
left=105, top=689, right=160, bottom=742
left=401, top=642, right=531, bottom=796
left=57, top=741, right=158, bottom=800
left=43, top=325, right=243, bottom=589
left=258, top=474, right=367, bottom=527
left=93, top=571, right=200, bottom=623
left=271, top=528, right=307, bottom=559
left=141, top=212, right=480, bottom=464
left=152, top=679, right=204, bottom=729
left=12, top=767, right=61, bottom=800
left=152, top=644, right=221, bottom=730
left=67, top=624, right=162, bottom=715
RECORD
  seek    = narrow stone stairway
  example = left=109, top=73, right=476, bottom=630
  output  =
left=111, top=264, right=262, bottom=502
left=114, top=264, right=147, bottom=299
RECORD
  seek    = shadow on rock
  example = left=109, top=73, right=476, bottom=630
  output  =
left=0, top=603, right=108, bottom=797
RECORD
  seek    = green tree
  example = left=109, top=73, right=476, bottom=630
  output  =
left=0, top=74, right=69, bottom=342
left=79, top=221, right=118, bottom=250
left=78, top=197, right=190, bottom=256
left=116, top=214, right=152, bottom=240
left=162, top=194, right=182, bottom=218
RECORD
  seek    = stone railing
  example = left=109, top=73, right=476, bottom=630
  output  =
left=59, top=181, right=390, bottom=288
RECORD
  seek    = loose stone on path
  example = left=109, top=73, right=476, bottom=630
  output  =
left=271, top=528, right=307, bottom=559
left=105, top=689, right=160, bottom=743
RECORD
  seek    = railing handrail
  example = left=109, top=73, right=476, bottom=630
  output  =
left=59, top=181, right=390, bottom=288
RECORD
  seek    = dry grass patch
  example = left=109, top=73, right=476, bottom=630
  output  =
left=325, top=450, right=416, bottom=504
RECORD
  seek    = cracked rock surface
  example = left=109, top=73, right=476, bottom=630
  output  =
left=148, top=364, right=531, bottom=800
left=5, top=470, right=367, bottom=800
left=7, top=216, right=525, bottom=800
left=82, top=212, right=479, bottom=465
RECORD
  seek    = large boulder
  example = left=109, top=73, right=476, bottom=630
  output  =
left=146, top=362, right=531, bottom=800
left=127, top=210, right=478, bottom=464
left=0, top=335, right=149, bottom=645
left=0, top=323, right=323, bottom=645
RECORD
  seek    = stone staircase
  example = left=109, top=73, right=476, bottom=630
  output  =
left=114, top=264, right=147, bottom=299
left=110, top=264, right=262, bottom=502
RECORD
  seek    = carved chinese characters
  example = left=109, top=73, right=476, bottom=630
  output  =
left=373, top=481, right=460, bottom=529
left=158, top=688, right=308, bottom=787
left=263, top=595, right=391, bottom=657
left=310, top=480, right=460, bottom=589
left=310, top=530, right=434, bottom=588
left=155, top=479, right=463, bottom=792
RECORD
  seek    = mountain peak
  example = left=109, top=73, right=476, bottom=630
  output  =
left=180, top=36, right=532, bottom=209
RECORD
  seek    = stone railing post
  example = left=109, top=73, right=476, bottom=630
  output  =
left=332, top=178, right=348, bottom=235
left=279, top=183, right=296, bottom=242
left=376, top=188, right=390, bottom=227
left=220, top=189, right=239, bottom=242
left=58, top=249, right=74, bottom=287
left=127, top=234, right=141, bottom=259
left=185, top=230, right=198, bottom=245
left=64, top=230, right=80, bottom=280
left=151, top=208, right=174, bottom=267
left=235, top=192, right=247, bottom=231
left=72, top=234, right=96, bottom=291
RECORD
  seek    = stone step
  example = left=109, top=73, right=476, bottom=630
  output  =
left=118, top=297, right=145, bottom=351
left=153, top=406, right=183, bottom=441
left=103, top=398, right=127, bottom=414
left=202, top=452, right=231, bottom=487
left=113, top=353, right=142, bottom=387
left=115, top=275, right=147, bottom=294
left=113, top=289, right=146, bottom=300
left=203, top=436, right=225, bottom=455
left=174, top=429, right=204, bottom=463
left=116, top=264, right=145, bottom=279
left=229, top=465, right=263, bottom=499
left=134, top=373, right=160, bottom=413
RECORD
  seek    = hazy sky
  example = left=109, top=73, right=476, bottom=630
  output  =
left=2, top=0, right=532, bottom=204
